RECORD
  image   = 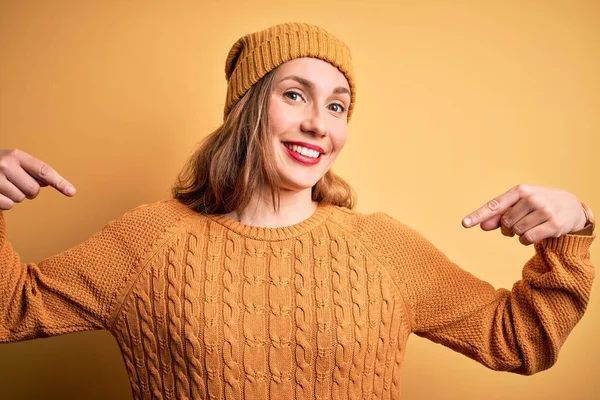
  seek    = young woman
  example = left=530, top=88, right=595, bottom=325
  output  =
left=0, top=22, right=595, bottom=400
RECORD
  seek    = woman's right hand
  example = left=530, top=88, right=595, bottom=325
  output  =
left=0, top=149, right=76, bottom=210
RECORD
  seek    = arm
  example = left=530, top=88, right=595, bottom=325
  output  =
left=375, top=213, right=595, bottom=375
left=0, top=201, right=181, bottom=342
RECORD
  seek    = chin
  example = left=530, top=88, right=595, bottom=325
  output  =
left=279, top=176, right=321, bottom=192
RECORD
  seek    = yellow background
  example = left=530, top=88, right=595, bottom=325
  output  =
left=1, top=1, right=598, bottom=399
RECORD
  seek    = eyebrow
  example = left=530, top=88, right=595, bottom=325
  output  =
left=280, top=75, right=351, bottom=96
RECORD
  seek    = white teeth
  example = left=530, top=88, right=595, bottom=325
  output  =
left=284, top=143, right=321, bottom=159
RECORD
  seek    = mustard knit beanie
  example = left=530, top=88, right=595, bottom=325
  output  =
left=223, top=22, right=356, bottom=121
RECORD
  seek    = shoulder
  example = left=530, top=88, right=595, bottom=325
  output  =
left=121, top=198, right=199, bottom=223
left=102, top=198, right=201, bottom=239
left=327, top=206, right=415, bottom=240
left=327, top=205, right=441, bottom=259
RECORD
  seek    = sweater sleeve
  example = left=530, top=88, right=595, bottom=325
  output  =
left=367, top=213, right=595, bottom=375
left=0, top=200, right=188, bottom=342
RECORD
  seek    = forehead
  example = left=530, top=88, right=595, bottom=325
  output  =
left=274, top=57, right=350, bottom=90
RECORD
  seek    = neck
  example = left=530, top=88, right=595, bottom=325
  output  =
left=227, top=187, right=318, bottom=228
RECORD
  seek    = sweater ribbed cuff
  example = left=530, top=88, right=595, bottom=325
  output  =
left=538, top=233, right=595, bottom=256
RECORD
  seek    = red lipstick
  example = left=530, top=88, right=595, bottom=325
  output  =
left=284, top=141, right=325, bottom=153
left=282, top=142, right=323, bottom=165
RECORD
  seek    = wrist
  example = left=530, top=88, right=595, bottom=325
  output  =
left=570, top=202, right=595, bottom=236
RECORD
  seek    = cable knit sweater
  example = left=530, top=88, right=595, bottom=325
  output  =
left=0, top=199, right=596, bottom=399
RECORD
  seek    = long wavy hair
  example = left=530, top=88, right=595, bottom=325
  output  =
left=171, top=68, right=356, bottom=214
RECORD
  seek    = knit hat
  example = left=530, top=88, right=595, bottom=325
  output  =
left=223, top=22, right=356, bottom=120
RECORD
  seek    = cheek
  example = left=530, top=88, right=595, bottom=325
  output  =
left=268, top=105, right=283, bottom=135
left=269, top=101, right=297, bottom=136
left=332, top=128, right=348, bottom=152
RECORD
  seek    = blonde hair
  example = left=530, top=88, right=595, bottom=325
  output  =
left=171, top=68, right=356, bottom=214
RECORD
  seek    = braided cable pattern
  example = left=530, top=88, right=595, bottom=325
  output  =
left=204, top=225, right=224, bottom=399
left=329, top=230, right=353, bottom=398
left=361, top=256, right=382, bottom=398
left=166, top=245, right=191, bottom=399
left=347, top=241, right=368, bottom=396
left=183, top=232, right=206, bottom=399
left=372, top=267, right=395, bottom=399
left=222, top=231, right=242, bottom=399
left=242, top=240, right=268, bottom=398
left=312, top=228, right=334, bottom=400
left=135, top=290, right=163, bottom=399
left=114, top=316, right=142, bottom=399
left=151, top=258, right=175, bottom=399
left=126, top=307, right=151, bottom=398
left=268, top=240, right=294, bottom=398
left=293, top=236, right=313, bottom=400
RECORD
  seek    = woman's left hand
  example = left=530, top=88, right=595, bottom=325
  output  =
left=462, top=184, right=588, bottom=246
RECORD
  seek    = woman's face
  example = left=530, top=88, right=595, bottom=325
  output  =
left=269, top=57, right=351, bottom=193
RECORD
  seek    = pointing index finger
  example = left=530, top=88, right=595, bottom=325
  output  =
left=19, top=151, right=76, bottom=196
left=463, top=186, right=521, bottom=228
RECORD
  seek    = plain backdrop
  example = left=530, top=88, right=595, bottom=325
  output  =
left=0, top=1, right=598, bottom=399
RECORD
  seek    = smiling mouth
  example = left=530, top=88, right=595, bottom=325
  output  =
left=281, top=142, right=323, bottom=165
left=282, top=142, right=323, bottom=158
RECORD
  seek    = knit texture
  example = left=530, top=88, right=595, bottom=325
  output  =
left=0, top=199, right=595, bottom=399
left=224, top=22, right=356, bottom=120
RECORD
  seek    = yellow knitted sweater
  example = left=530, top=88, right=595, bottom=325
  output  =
left=0, top=199, right=595, bottom=399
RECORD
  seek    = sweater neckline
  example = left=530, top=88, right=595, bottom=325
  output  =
left=206, top=203, right=334, bottom=241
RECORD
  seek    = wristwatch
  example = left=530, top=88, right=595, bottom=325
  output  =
left=572, top=202, right=595, bottom=235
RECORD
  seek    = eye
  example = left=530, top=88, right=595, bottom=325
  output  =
left=329, top=103, right=346, bottom=113
left=284, top=91, right=304, bottom=102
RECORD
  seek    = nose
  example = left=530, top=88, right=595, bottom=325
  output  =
left=300, top=104, right=328, bottom=137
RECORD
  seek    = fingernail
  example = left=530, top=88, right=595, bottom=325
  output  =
left=66, top=186, right=76, bottom=195
left=464, top=217, right=472, bottom=227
